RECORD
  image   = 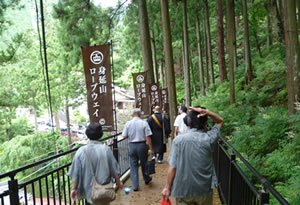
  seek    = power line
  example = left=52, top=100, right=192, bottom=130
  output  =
left=33, top=0, right=50, bottom=121
left=39, top=0, right=55, bottom=135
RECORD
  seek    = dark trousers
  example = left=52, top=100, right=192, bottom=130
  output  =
left=129, top=142, right=151, bottom=190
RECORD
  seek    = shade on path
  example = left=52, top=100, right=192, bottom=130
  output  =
left=111, top=148, right=222, bottom=205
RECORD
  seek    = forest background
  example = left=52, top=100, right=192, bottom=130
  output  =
left=0, top=0, right=299, bottom=204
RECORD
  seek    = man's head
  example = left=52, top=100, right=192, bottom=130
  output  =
left=183, top=106, right=208, bottom=130
left=132, top=108, right=141, bottom=117
left=85, top=122, right=103, bottom=140
left=154, top=106, right=161, bottom=113
left=180, top=106, right=188, bottom=113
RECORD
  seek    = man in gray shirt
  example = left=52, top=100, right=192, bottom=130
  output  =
left=122, top=109, right=154, bottom=191
left=68, top=123, right=123, bottom=205
left=162, top=107, right=223, bottom=205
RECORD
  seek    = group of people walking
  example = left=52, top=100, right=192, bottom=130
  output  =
left=68, top=104, right=223, bottom=205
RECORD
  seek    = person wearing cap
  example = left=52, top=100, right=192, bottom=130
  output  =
left=122, top=109, right=154, bottom=191
left=147, top=106, right=171, bottom=163
left=174, top=106, right=188, bottom=138
left=68, top=123, right=123, bottom=205
left=162, top=107, right=223, bottom=205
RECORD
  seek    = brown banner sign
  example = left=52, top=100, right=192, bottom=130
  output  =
left=161, top=88, right=169, bottom=114
left=81, top=44, right=114, bottom=131
left=132, top=72, right=150, bottom=116
left=149, top=83, right=161, bottom=113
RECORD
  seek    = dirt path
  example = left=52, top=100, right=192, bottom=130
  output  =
left=111, top=150, right=222, bottom=205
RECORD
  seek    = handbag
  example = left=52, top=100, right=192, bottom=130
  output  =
left=85, top=146, right=116, bottom=203
left=161, top=198, right=172, bottom=205
left=145, top=159, right=155, bottom=175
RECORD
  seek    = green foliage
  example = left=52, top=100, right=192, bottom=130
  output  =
left=193, top=43, right=299, bottom=202
left=0, top=132, right=69, bottom=178
left=0, top=116, right=34, bottom=142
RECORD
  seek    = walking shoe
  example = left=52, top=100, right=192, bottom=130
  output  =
left=145, top=176, right=152, bottom=185
left=151, top=155, right=156, bottom=160
left=157, top=160, right=163, bottom=164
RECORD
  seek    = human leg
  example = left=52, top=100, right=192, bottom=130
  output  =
left=137, top=143, right=151, bottom=183
left=176, top=194, right=212, bottom=205
left=157, top=153, right=164, bottom=161
left=129, top=143, right=139, bottom=190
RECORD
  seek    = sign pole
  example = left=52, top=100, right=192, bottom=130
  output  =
left=111, top=40, right=119, bottom=161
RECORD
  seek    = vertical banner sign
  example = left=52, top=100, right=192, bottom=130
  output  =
left=149, top=83, right=161, bottom=113
left=132, top=72, right=151, bottom=116
left=161, top=88, right=169, bottom=114
left=81, top=44, right=114, bottom=131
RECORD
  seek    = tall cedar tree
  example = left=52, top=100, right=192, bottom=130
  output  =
left=196, top=16, right=206, bottom=96
left=226, top=0, right=236, bottom=104
left=160, top=0, right=177, bottom=128
left=283, top=0, right=300, bottom=115
left=242, top=0, right=253, bottom=84
left=182, top=0, right=191, bottom=106
left=137, top=0, right=155, bottom=84
left=216, top=0, right=227, bottom=83
left=203, top=0, right=214, bottom=85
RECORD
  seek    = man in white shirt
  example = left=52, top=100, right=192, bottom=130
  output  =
left=174, top=106, right=188, bottom=138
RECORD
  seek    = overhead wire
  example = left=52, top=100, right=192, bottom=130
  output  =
left=33, top=0, right=51, bottom=123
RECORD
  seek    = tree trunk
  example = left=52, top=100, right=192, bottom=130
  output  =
left=32, top=97, right=38, bottom=131
left=274, top=0, right=285, bottom=43
left=182, top=0, right=191, bottom=106
left=54, top=112, right=61, bottom=131
left=65, top=105, right=72, bottom=152
left=203, top=14, right=210, bottom=90
left=284, top=0, right=300, bottom=115
left=159, top=60, right=166, bottom=88
left=196, top=16, right=206, bottom=96
left=226, top=0, right=236, bottom=104
left=150, top=30, right=159, bottom=83
left=216, top=0, right=227, bottom=84
left=137, top=0, right=154, bottom=84
left=190, top=51, right=198, bottom=98
left=298, top=0, right=300, bottom=29
left=160, top=0, right=177, bottom=129
left=267, top=12, right=273, bottom=49
left=203, top=0, right=214, bottom=85
left=242, top=0, right=253, bottom=84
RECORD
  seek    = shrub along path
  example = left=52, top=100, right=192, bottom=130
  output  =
left=111, top=148, right=221, bottom=205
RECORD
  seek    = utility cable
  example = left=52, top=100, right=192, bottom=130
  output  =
left=19, top=160, right=56, bottom=182
left=22, top=142, right=78, bottom=164
left=33, top=0, right=51, bottom=122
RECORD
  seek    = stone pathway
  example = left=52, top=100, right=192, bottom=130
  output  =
left=111, top=149, right=222, bottom=205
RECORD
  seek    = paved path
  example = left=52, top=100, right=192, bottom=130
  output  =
left=111, top=149, right=222, bottom=205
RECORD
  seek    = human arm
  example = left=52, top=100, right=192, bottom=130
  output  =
left=162, top=166, right=176, bottom=199
left=146, top=136, right=154, bottom=155
left=115, top=177, right=124, bottom=190
left=122, top=123, right=128, bottom=139
left=189, top=107, right=224, bottom=128
left=71, top=181, right=78, bottom=200
left=174, top=126, right=178, bottom=138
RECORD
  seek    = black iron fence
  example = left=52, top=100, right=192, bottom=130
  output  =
left=0, top=133, right=129, bottom=205
left=214, top=136, right=290, bottom=205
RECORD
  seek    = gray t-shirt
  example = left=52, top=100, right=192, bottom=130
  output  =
left=122, top=117, right=152, bottom=142
left=168, top=125, right=220, bottom=198
left=68, top=141, right=120, bottom=203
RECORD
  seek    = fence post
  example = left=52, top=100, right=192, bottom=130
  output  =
left=259, top=191, right=269, bottom=205
left=228, top=154, right=236, bottom=205
left=8, top=176, right=20, bottom=205
left=113, top=137, right=119, bottom=161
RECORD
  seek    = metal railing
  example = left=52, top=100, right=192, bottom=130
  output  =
left=0, top=133, right=129, bottom=205
left=214, top=137, right=290, bottom=205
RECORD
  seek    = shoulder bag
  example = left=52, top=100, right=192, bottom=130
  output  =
left=85, top=146, right=116, bottom=203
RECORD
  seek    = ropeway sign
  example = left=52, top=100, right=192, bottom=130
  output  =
left=132, top=71, right=151, bottom=117
left=81, top=44, right=114, bottom=131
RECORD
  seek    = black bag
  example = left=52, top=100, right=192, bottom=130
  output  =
left=145, top=159, right=155, bottom=175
